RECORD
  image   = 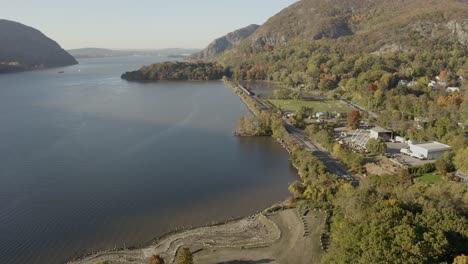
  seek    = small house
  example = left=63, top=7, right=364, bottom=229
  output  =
left=337, top=112, right=348, bottom=119
left=398, top=80, right=408, bottom=86
left=315, top=112, right=325, bottom=119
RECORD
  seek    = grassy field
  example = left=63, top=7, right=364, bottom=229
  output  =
left=269, top=99, right=352, bottom=113
left=417, top=173, right=444, bottom=184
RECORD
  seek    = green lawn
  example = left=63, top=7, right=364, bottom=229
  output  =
left=418, top=173, right=444, bottom=184
left=268, top=99, right=352, bottom=113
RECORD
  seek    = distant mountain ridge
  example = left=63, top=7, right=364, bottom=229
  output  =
left=0, top=19, right=77, bottom=73
left=68, top=48, right=201, bottom=59
left=190, top=24, right=260, bottom=60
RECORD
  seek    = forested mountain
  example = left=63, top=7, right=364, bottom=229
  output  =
left=190, top=24, right=260, bottom=60
left=0, top=19, right=77, bottom=73
left=219, top=0, right=468, bottom=130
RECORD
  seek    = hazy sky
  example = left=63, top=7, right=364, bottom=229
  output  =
left=0, top=0, right=298, bottom=50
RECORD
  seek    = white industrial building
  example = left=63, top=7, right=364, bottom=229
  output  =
left=408, top=141, right=452, bottom=160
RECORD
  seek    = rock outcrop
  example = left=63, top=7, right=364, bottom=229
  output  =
left=190, top=24, right=260, bottom=60
left=447, top=20, right=468, bottom=46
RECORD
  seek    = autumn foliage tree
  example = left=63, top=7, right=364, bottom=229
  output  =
left=453, top=255, right=468, bottom=264
left=148, top=255, right=165, bottom=264
left=347, top=110, right=361, bottom=129
left=439, top=70, right=448, bottom=80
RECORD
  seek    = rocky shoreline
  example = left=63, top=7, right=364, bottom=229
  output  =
left=67, top=208, right=325, bottom=264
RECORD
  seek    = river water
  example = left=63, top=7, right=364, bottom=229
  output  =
left=0, top=56, right=296, bottom=264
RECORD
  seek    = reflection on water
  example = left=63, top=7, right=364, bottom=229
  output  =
left=0, top=57, right=297, bottom=264
left=241, top=80, right=284, bottom=98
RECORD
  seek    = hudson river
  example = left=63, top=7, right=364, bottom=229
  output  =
left=0, top=56, right=296, bottom=264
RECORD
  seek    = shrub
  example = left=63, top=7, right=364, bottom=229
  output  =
left=177, top=248, right=193, bottom=264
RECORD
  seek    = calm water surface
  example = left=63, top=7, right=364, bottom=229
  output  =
left=0, top=56, right=297, bottom=264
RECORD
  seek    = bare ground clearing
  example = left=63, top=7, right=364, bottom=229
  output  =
left=67, top=208, right=325, bottom=264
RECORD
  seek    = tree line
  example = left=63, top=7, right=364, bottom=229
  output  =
left=121, top=61, right=230, bottom=81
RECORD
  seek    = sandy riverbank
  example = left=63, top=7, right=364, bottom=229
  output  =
left=67, top=208, right=325, bottom=264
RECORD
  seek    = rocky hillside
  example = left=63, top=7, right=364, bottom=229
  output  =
left=235, top=0, right=468, bottom=52
left=190, top=24, right=260, bottom=60
left=0, top=19, right=77, bottom=73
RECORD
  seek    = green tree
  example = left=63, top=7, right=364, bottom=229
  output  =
left=177, top=248, right=193, bottom=264
left=460, top=99, right=468, bottom=127
left=290, top=111, right=306, bottom=129
left=333, top=143, right=344, bottom=157
left=454, top=147, right=468, bottom=174
left=272, top=88, right=292, bottom=99
left=435, top=152, right=455, bottom=175
left=366, top=138, right=387, bottom=155
left=288, top=181, right=306, bottom=199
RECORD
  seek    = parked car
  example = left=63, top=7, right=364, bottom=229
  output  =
left=411, top=153, right=426, bottom=160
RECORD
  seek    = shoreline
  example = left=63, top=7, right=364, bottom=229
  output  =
left=66, top=79, right=301, bottom=263
left=67, top=207, right=325, bottom=264
left=66, top=211, right=266, bottom=263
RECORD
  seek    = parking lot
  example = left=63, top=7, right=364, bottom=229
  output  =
left=386, top=142, right=435, bottom=167
left=332, top=127, right=437, bottom=168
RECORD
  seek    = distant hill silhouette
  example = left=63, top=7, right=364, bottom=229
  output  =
left=68, top=48, right=200, bottom=59
left=0, top=19, right=77, bottom=73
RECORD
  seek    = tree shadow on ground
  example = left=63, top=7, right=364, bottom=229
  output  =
left=217, top=260, right=275, bottom=264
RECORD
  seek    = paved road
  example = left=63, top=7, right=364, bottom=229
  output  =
left=283, top=119, right=359, bottom=185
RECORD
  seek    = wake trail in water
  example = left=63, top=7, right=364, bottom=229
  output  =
left=119, top=92, right=202, bottom=157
